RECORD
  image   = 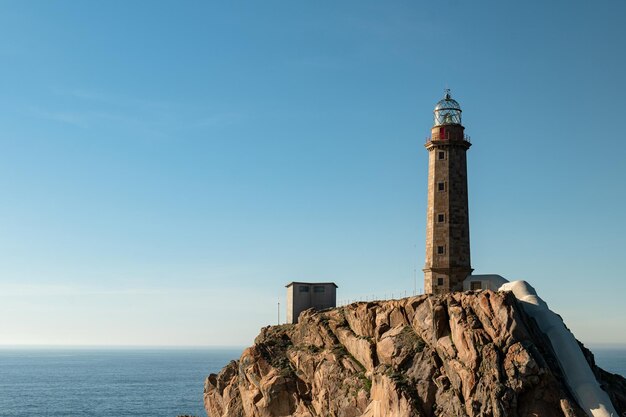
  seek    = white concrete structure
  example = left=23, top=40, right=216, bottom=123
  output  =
left=463, top=274, right=508, bottom=291
left=499, top=280, right=617, bottom=417
left=285, top=282, right=337, bottom=324
left=461, top=274, right=617, bottom=415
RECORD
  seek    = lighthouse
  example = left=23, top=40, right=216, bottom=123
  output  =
left=423, top=90, right=473, bottom=294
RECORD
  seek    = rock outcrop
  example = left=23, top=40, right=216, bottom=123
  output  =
left=204, top=291, right=625, bottom=417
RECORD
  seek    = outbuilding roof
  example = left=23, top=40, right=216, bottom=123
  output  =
left=285, top=281, right=338, bottom=288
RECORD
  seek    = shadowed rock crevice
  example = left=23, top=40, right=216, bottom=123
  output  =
left=204, top=291, right=625, bottom=417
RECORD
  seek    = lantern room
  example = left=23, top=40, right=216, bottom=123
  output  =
left=434, top=90, right=462, bottom=126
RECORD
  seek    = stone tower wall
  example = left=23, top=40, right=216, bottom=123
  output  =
left=424, top=124, right=472, bottom=294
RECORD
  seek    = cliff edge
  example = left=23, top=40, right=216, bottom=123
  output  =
left=204, top=291, right=625, bottom=417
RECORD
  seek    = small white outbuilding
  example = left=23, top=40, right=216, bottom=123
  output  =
left=463, top=274, right=509, bottom=291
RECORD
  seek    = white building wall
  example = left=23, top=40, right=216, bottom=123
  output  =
left=463, top=274, right=509, bottom=291
left=286, top=285, right=294, bottom=324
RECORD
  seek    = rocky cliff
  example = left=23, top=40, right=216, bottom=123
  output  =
left=204, top=291, right=625, bottom=417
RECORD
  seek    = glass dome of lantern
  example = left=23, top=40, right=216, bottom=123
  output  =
left=434, top=90, right=462, bottom=126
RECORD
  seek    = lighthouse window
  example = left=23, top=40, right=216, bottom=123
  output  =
left=437, top=245, right=445, bottom=255
left=437, top=214, right=445, bottom=223
left=438, top=151, right=445, bottom=160
left=437, top=277, right=444, bottom=286
left=438, top=182, right=445, bottom=191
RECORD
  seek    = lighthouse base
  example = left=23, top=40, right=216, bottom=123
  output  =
left=423, top=267, right=473, bottom=294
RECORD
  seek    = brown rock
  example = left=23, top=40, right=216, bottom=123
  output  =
left=204, top=291, right=625, bottom=417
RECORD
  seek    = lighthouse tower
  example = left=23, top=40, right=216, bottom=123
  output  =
left=423, top=91, right=473, bottom=294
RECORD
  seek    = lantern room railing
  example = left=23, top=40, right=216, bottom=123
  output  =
left=426, top=134, right=471, bottom=143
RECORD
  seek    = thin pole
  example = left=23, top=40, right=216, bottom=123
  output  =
left=277, top=301, right=280, bottom=325
left=413, top=244, right=417, bottom=296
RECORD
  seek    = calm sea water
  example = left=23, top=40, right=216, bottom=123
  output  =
left=0, top=348, right=242, bottom=417
left=0, top=347, right=623, bottom=417
left=591, top=347, right=626, bottom=378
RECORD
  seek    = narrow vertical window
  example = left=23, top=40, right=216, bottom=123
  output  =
left=438, top=182, right=445, bottom=191
left=438, top=151, right=445, bottom=160
left=437, top=277, right=444, bottom=286
left=437, top=213, right=445, bottom=223
left=437, top=245, right=445, bottom=255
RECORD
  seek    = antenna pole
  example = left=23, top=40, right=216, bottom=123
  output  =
left=413, top=243, right=417, bottom=296
left=277, top=301, right=280, bottom=325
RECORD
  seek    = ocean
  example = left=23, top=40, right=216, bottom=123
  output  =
left=0, top=348, right=242, bottom=417
left=590, top=347, right=626, bottom=378
left=0, top=347, right=623, bottom=417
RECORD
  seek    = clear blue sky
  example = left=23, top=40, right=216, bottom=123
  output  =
left=1, top=1, right=625, bottom=346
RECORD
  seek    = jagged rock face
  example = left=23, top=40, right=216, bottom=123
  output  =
left=204, top=291, right=625, bottom=417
